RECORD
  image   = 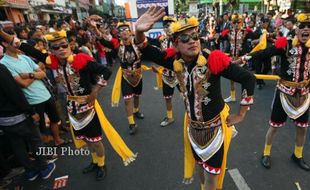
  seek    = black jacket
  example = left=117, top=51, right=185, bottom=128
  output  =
left=0, top=64, right=35, bottom=117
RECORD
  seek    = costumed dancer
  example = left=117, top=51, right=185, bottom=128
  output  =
left=243, top=13, right=310, bottom=171
left=134, top=7, right=256, bottom=190
left=154, top=16, right=179, bottom=127
left=0, top=29, right=137, bottom=181
left=222, top=14, right=253, bottom=103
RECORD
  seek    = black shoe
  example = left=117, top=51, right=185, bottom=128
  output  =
left=291, top=154, right=310, bottom=171
left=96, top=166, right=107, bottom=181
left=82, top=163, right=97, bottom=174
left=261, top=155, right=271, bottom=169
left=134, top=112, right=144, bottom=119
left=129, top=124, right=138, bottom=135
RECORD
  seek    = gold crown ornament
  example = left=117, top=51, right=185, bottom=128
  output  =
left=117, top=21, right=130, bottom=29
left=169, top=16, right=199, bottom=35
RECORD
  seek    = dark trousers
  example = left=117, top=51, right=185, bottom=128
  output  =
left=0, top=117, right=47, bottom=172
left=254, top=57, right=271, bottom=85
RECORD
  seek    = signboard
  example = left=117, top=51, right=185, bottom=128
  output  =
left=189, top=3, right=198, bottom=17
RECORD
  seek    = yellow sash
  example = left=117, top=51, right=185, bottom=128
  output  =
left=70, top=100, right=137, bottom=166
left=255, top=74, right=280, bottom=81
left=111, top=65, right=152, bottom=107
left=250, top=32, right=267, bottom=53
left=183, top=104, right=232, bottom=189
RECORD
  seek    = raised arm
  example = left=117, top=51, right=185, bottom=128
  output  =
left=0, top=29, right=48, bottom=63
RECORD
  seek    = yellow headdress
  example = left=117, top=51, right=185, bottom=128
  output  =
left=44, top=30, right=67, bottom=42
left=231, top=13, right=243, bottom=22
left=117, top=21, right=130, bottom=29
left=169, top=16, right=199, bottom=35
left=163, top=16, right=177, bottom=22
left=296, top=13, right=310, bottom=23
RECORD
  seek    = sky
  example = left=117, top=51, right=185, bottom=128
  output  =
left=115, top=0, right=125, bottom=5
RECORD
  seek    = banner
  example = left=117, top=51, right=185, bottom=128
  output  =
left=136, top=0, right=168, bottom=18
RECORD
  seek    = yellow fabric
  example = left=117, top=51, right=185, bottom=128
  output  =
left=111, top=67, right=122, bottom=107
left=167, top=110, right=173, bottom=119
left=128, top=115, right=135, bottom=125
left=201, top=184, right=204, bottom=190
left=133, top=107, right=139, bottom=113
left=91, top=153, right=98, bottom=164
left=111, top=65, right=151, bottom=107
left=263, top=144, right=272, bottom=156
left=97, top=156, right=105, bottom=167
left=255, top=74, right=280, bottom=81
left=294, top=145, right=303, bottom=158
left=155, top=67, right=164, bottom=89
left=70, top=100, right=137, bottom=166
left=183, top=112, right=195, bottom=181
left=230, top=90, right=236, bottom=100
left=141, top=65, right=152, bottom=71
left=183, top=104, right=232, bottom=190
left=250, top=32, right=267, bottom=53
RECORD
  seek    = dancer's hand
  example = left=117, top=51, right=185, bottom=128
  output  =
left=87, top=92, right=97, bottom=106
left=32, top=113, right=40, bottom=123
left=226, top=114, right=244, bottom=126
left=135, top=6, right=166, bottom=33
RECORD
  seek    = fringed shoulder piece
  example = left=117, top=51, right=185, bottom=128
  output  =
left=208, top=50, right=231, bottom=75
left=275, top=37, right=287, bottom=49
left=164, top=48, right=176, bottom=60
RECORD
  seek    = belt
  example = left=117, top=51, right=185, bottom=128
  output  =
left=67, top=95, right=89, bottom=104
left=279, top=79, right=310, bottom=88
left=189, top=114, right=221, bottom=129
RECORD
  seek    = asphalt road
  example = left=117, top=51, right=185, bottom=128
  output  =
left=21, top=61, right=310, bottom=190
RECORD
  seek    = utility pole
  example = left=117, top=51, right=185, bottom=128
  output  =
left=75, top=0, right=82, bottom=22
left=220, top=0, right=223, bottom=15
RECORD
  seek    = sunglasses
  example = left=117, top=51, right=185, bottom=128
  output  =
left=51, top=44, right=69, bottom=51
left=177, top=33, right=199, bottom=43
left=118, top=28, right=130, bottom=32
left=298, top=23, right=310, bottom=29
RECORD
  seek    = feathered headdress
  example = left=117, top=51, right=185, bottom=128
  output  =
left=169, top=16, right=199, bottom=35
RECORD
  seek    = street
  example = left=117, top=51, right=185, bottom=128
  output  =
left=22, top=61, right=310, bottom=190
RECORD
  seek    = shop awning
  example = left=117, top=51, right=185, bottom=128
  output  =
left=40, top=9, right=70, bottom=14
left=0, top=0, right=29, bottom=9
left=240, top=0, right=261, bottom=2
left=199, top=0, right=213, bottom=3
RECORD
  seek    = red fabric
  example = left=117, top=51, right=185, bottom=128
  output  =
left=221, top=29, right=230, bottom=37
left=275, top=37, right=287, bottom=49
left=96, top=42, right=106, bottom=57
left=246, top=27, right=253, bottom=33
left=48, top=53, right=93, bottom=71
left=164, top=48, right=176, bottom=60
left=71, top=53, right=94, bottom=72
left=48, top=54, right=60, bottom=70
left=208, top=50, right=231, bottom=75
left=110, top=38, right=119, bottom=49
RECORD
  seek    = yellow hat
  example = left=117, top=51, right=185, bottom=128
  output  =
left=169, top=16, right=199, bottom=35
left=44, top=30, right=67, bottom=42
left=297, top=13, right=310, bottom=23
left=117, top=21, right=130, bottom=29
left=163, top=16, right=176, bottom=22
left=231, top=13, right=243, bottom=22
